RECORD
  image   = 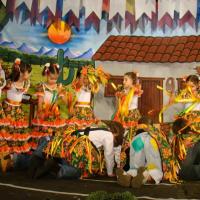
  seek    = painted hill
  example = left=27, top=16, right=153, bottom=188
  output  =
left=44, top=48, right=58, bottom=57
left=34, top=46, right=49, bottom=55
left=74, top=48, right=93, bottom=59
left=17, top=43, right=36, bottom=53
left=64, top=48, right=77, bottom=58
left=0, top=41, right=16, bottom=49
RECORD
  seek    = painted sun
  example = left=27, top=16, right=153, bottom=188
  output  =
left=48, top=20, right=71, bottom=44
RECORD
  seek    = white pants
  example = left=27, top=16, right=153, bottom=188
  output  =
left=127, top=132, right=163, bottom=184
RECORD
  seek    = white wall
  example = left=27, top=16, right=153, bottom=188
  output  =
left=94, top=61, right=198, bottom=122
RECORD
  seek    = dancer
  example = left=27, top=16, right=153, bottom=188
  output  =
left=31, top=63, right=66, bottom=149
left=116, top=117, right=163, bottom=188
left=66, top=65, right=110, bottom=129
left=1, top=61, right=32, bottom=154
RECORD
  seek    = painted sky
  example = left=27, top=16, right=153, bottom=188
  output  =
left=1, top=7, right=200, bottom=57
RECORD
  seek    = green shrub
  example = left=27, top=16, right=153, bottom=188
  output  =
left=87, top=191, right=137, bottom=200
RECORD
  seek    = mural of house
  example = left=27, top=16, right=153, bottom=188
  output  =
left=92, top=35, right=200, bottom=123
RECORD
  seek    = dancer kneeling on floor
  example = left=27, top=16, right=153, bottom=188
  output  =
left=171, top=118, right=200, bottom=181
left=116, top=117, right=163, bottom=188
left=32, top=121, right=124, bottom=177
left=27, top=121, right=124, bottom=179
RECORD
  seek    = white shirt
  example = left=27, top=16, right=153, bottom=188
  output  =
left=79, top=130, right=114, bottom=175
left=43, top=84, right=58, bottom=104
left=76, top=88, right=91, bottom=107
left=129, top=95, right=138, bottom=110
left=7, top=84, right=26, bottom=104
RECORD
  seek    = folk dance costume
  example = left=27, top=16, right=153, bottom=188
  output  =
left=0, top=80, right=31, bottom=154
left=0, top=68, right=8, bottom=154
left=31, top=83, right=66, bottom=149
left=158, top=85, right=200, bottom=182
left=67, top=85, right=97, bottom=128
left=45, top=66, right=114, bottom=177
left=116, top=127, right=163, bottom=188
left=67, top=66, right=110, bottom=129
left=0, top=68, right=6, bottom=98
left=113, top=85, right=142, bottom=167
left=148, top=125, right=175, bottom=182
left=0, top=68, right=7, bottom=127
left=176, top=88, right=200, bottom=133
left=167, top=120, right=200, bottom=182
left=44, top=126, right=115, bottom=177
left=114, top=85, right=142, bottom=129
left=127, top=131, right=163, bottom=184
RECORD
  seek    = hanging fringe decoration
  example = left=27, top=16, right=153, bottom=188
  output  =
left=2, top=0, right=200, bottom=33
left=179, top=11, right=196, bottom=28
left=37, top=7, right=55, bottom=27
left=64, top=10, right=80, bottom=30
left=14, top=2, right=30, bottom=24
left=85, top=12, right=101, bottom=32
left=30, top=0, right=39, bottom=25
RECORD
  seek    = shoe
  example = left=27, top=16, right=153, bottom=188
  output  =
left=131, top=167, right=146, bottom=188
left=116, top=168, right=132, bottom=187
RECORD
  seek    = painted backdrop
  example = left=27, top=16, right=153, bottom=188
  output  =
left=1, top=0, right=200, bottom=59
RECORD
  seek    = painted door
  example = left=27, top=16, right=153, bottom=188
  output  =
left=138, top=77, right=164, bottom=123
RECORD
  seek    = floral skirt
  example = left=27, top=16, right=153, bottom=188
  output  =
left=66, top=106, right=106, bottom=129
left=1, top=102, right=31, bottom=154
left=31, top=116, right=67, bottom=150
left=118, top=109, right=141, bottom=168
left=44, top=128, right=104, bottom=178
left=183, top=111, right=200, bottom=133
left=119, top=127, right=138, bottom=168
left=149, top=126, right=177, bottom=182
left=114, top=108, right=141, bottom=129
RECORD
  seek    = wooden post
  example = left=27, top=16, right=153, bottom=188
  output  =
left=22, top=95, right=38, bottom=127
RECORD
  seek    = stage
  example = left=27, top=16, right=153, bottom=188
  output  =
left=0, top=171, right=200, bottom=200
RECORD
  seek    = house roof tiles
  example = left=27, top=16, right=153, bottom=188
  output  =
left=93, top=35, right=200, bottom=63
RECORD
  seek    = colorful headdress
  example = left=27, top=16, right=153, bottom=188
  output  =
left=80, top=65, right=110, bottom=93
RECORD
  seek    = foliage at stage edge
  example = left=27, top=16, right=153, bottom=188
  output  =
left=87, top=191, right=137, bottom=200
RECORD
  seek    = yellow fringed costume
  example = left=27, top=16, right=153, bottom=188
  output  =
left=66, top=65, right=110, bottom=129
left=157, top=84, right=200, bottom=182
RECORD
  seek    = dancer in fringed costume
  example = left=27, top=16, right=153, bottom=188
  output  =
left=171, top=118, right=200, bottom=181
left=113, top=72, right=142, bottom=129
left=160, top=75, right=200, bottom=133
left=43, top=66, right=123, bottom=177
left=44, top=120, right=124, bottom=178
left=0, top=61, right=32, bottom=157
left=157, top=74, right=200, bottom=182
left=113, top=71, right=143, bottom=168
left=116, top=117, right=163, bottom=188
left=0, top=59, right=7, bottom=144
left=66, top=65, right=110, bottom=129
left=0, top=58, right=8, bottom=171
left=175, top=75, right=200, bottom=132
left=31, top=63, right=67, bottom=150
left=145, top=121, right=176, bottom=182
